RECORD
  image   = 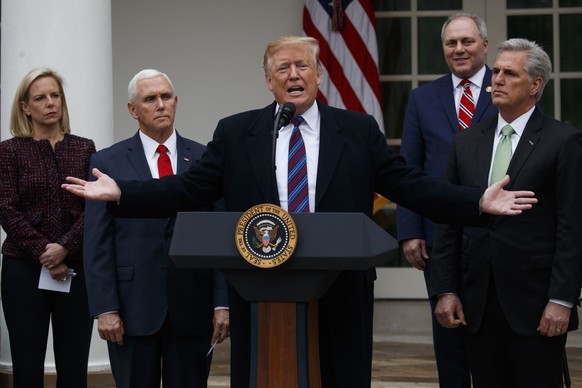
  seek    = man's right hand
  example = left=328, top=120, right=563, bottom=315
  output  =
left=62, top=168, right=121, bottom=202
left=98, top=312, right=125, bottom=345
left=402, top=239, right=428, bottom=270
left=435, top=294, right=467, bottom=329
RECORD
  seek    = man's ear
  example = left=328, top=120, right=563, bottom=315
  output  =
left=530, top=77, right=543, bottom=97
left=127, top=102, right=138, bottom=119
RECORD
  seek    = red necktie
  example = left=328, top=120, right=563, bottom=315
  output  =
left=458, top=79, right=474, bottom=131
left=156, top=144, right=173, bottom=178
left=287, top=116, right=310, bottom=213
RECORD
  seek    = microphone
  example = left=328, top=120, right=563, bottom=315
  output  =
left=275, top=102, right=296, bottom=129
left=271, top=102, right=297, bottom=204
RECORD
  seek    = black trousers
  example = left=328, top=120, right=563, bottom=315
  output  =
left=1, top=257, right=93, bottom=388
left=107, top=315, right=212, bottom=388
left=465, top=276, right=566, bottom=388
left=424, top=251, right=471, bottom=388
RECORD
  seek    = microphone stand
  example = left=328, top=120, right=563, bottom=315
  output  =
left=271, top=106, right=284, bottom=204
left=271, top=103, right=296, bottom=205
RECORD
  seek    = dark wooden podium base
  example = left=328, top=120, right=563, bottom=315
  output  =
left=250, top=301, right=321, bottom=388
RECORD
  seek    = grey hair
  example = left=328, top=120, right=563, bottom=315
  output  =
left=441, top=12, right=488, bottom=43
left=496, top=38, right=552, bottom=101
left=127, top=69, right=174, bottom=103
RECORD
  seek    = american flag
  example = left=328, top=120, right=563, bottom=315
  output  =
left=303, top=0, right=384, bottom=134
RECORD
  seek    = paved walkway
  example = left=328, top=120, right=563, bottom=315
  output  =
left=71, top=331, right=582, bottom=387
left=206, top=337, right=582, bottom=387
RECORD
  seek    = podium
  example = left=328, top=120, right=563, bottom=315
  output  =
left=170, top=212, right=398, bottom=388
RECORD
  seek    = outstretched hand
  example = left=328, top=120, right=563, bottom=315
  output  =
left=480, top=175, right=537, bottom=215
left=62, top=168, right=121, bottom=202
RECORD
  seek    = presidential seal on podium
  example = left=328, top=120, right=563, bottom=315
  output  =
left=235, top=204, right=297, bottom=268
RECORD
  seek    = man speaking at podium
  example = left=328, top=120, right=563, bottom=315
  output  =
left=64, top=36, right=536, bottom=388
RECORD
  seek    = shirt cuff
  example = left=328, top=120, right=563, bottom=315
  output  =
left=549, top=299, right=573, bottom=308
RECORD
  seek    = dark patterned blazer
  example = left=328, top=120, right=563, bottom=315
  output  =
left=0, top=134, right=95, bottom=262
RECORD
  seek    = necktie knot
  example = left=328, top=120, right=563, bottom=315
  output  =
left=501, top=124, right=515, bottom=137
left=157, top=144, right=168, bottom=155
left=461, top=79, right=471, bottom=88
left=291, top=116, right=304, bottom=128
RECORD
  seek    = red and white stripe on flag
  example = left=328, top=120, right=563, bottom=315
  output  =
left=303, top=0, right=385, bottom=134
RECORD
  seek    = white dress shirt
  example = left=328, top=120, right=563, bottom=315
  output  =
left=452, top=65, right=487, bottom=115
left=487, top=107, right=534, bottom=184
left=139, top=130, right=178, bottom=178
left=275, top=102, right=320, bottom=212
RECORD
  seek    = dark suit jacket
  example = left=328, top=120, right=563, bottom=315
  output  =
left=398, top=68, right=498, bottom=247
left=115, top=101, right=484, bottom=223
left=430, top=107, right=582, bottom=335
left=83, top=131, right=228, bottom=336
left=112, top=100, right=489, bottom=386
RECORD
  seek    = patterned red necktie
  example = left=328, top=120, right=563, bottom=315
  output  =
left=287, top=116, right=310, bottom=213
left=458, top=79, right=475, bottom=131
left=156, top=144, right=173, bottom=178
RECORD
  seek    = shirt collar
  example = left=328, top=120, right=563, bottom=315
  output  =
left=452, top=65, right=487, bottom=89
left=276, top=101, right=320, bottom=133
left=299, top=101, right=320, bottom=132
left=139, top=129, right=177, bottom=160
left=496, top=105, right=536, bottom=137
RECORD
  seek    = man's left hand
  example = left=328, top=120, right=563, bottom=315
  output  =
left=480, top=175, right=537, bottom=215
left=538, top=302, right=571, bottom=337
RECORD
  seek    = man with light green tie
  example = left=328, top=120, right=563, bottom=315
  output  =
left=431, top=38, right=582, bottom=388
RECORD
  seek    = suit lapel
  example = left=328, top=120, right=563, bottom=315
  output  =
left=315, top=102, right=345, bottom=209
left=437, top=77, right=459, bottom=135
left=473, top=67, right=494, bottom=123
left=126, top=132, right=153, bottom=180
left=246, top=103, right=279, bottom=204
left=476, top=120, right=497, bottom=188
left=175, top=133, right=194, bottom=174
left=505, top=108, right=543, bottom=189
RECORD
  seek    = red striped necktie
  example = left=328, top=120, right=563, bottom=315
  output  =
left=458, top=79, right=475, bottom=131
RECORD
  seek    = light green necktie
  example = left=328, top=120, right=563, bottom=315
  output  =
left=490, top=124, right=515, bottom=185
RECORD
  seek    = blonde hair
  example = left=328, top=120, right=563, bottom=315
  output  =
left=263, top=35, right=323, bottom=76
left=10, top=68, right=71, bottom=138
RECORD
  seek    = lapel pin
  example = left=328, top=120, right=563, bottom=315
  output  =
left=183, top=157, right=190, bottom=162
left=486, top=86, right=492, bottom=93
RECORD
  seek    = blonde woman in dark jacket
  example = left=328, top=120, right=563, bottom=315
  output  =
left=0, top=68, right=95, bottom=388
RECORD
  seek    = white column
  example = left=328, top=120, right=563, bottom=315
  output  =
left=1, top=0, right=113, bottom=372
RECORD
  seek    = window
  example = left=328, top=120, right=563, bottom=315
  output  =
left=372, top=0, right=582, bottom=271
